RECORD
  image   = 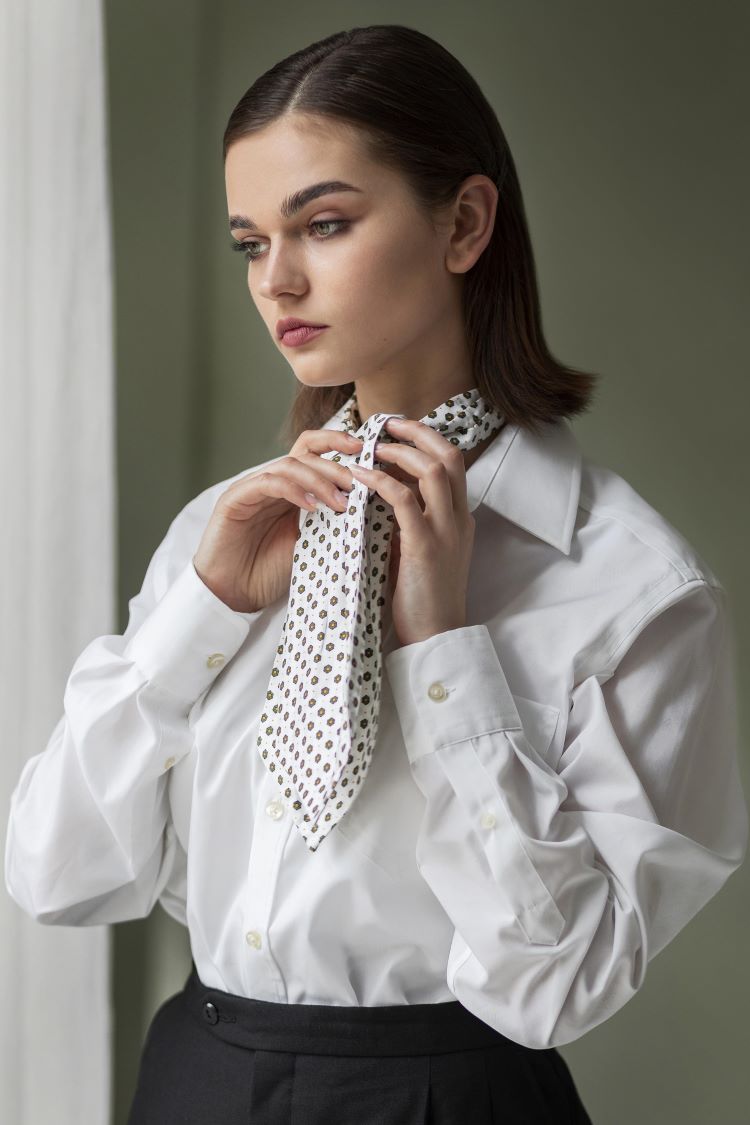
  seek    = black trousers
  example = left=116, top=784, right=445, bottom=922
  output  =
left=127, top=962, right=593, bottom=1123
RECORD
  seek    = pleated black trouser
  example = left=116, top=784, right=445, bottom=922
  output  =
left=126, top=962, right=593, bottom=1124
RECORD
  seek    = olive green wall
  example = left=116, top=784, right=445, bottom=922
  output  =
left=105, top=2, right=749, bottom=1122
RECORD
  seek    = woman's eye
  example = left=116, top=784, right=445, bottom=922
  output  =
left=230, top=219, right=350, bottom=262
left=310, top=219, right=347, bottom=238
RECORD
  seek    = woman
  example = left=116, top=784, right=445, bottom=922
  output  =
left=5, top=23, right=747, bottom=1125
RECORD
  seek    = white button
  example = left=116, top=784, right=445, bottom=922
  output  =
left=480, top=811, right=497, bottom=829
left=265, top=799, right=285, bottom=820
left=163, top=756, right=176, bottom=771
left=206, top=652, right=226, bottom=668
left=427, top=681, right=448, bottom=702
left=245, top=930, right=262, bottom=950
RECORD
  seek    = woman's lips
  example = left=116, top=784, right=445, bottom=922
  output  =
left=280, top=325, right=329, bottom=347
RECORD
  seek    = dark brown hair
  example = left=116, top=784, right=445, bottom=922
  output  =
left=223, top=24, right=599, bottom=447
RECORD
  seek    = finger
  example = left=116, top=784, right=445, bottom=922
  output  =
left=222, top=467, right=323, bottom=516
left=289, top=428, right=363, bottom=500
left=374, top=434, right=467, bottom=520
left=365, top=443, right=423, bottom=507
left=259, top=459, right=353, bottom=513
left=295, top=449, right=362, bottom=495
left=290, top=428, right=364, bottom=459
left=349, top=465, right=427, bottom=541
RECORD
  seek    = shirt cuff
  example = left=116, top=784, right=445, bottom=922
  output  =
left=384, top=624, right=522, bottom=762
left=124, top=560, right=261, bottom=706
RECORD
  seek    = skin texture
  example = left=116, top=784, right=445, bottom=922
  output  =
left=224, top=112, right=499, bottom=645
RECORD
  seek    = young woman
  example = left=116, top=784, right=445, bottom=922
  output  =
left=6, top=23, right=747, bottom=1125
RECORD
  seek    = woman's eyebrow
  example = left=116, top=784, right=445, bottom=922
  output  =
left=229, top=180, right=363, bottom=232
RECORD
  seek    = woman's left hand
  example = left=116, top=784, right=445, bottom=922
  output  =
left=348, top=416, right=474, bottom=648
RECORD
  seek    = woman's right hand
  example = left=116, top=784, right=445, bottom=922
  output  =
left=192, top=428, right=364, bottom=613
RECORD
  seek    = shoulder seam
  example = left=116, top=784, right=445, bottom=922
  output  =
left=604, top=576, right=718, bottom=674
left=577, top=485, right=719, bottom=587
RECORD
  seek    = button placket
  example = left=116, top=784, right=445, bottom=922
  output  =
left=241, top=773, right=291, bottom=999
left=265, top=798, right=285, bottom=821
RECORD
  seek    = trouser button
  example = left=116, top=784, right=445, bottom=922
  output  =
left=202, top=1001, right=219, bottom=1025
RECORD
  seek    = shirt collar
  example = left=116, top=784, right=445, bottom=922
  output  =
left=322, top=401, right=582, bottom=557
left=465, top=417, right=582, bottom=555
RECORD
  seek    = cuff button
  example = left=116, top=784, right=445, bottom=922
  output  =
left=206, top=653, right=226, bottom=668
left=427, top=681, right=448, bottom=702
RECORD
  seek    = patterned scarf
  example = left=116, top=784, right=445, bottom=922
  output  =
left=255, top=387, right=506, bottom=851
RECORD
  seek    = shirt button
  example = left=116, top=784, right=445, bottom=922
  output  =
left=427, top=681, right=448, bottom=702
left=206, top=653, right=226, bottom=668
left=480, top=811, right=497, bottom=829
left=163, top=756, right=176, bottom=771
left=202, top=1001, right=219, bottom=1024
left=265, top=799, right=285, bottom=820
left=245, top=930, right=262, bottom=950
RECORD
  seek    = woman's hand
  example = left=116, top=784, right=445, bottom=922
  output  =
left=349, top=416, right=475, bottom=647
left=192, top=429, right=363, bottom=613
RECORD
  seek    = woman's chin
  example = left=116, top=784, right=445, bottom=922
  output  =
left=291, top=365, right=355, bottom=389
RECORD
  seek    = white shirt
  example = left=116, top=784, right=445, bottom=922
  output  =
left=5, top=404, right=748, bottom=1049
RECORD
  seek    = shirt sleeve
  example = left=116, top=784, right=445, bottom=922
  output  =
left=4, top=497, right=263, bottom=927
left=384, top=578, right=749, bottom=1049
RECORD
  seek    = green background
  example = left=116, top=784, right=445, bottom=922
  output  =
left=104, top=2, right=749, bottom=1121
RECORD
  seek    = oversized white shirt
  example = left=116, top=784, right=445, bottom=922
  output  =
left=5, top=404, right=748, bottom=1049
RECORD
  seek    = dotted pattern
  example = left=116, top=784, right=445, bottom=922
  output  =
left=255, top=388, right=506, bottom=852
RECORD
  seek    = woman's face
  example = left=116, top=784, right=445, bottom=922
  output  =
left=224, top=113, right=466, bottom=401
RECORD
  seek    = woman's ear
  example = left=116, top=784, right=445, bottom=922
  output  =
left=444, top=174, right=498, bottom=275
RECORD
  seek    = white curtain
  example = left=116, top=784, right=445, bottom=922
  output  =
left=0, top=0, right=115, bottom=1121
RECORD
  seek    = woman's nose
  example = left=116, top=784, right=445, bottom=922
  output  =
left=256, top=246, right=307, bottom=300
